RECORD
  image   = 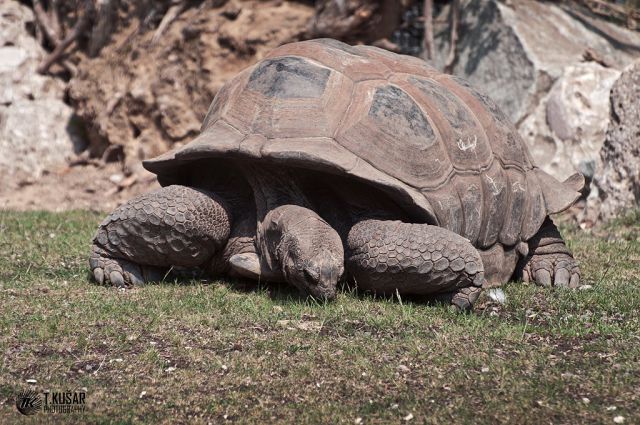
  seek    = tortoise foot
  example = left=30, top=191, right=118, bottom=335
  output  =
left=90, top=246, right=166, bottom=287
left=89, top=185, right=232, bottom=287
left=519, top=218, right=580, bottom=288
left=432, top=286, right=484, bottom=312
left=521, top=253, right=580, bottom=288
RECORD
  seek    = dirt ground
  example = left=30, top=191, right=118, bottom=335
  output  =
left=0, top=162, right=159, bottom=212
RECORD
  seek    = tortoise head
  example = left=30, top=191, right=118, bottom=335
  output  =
left=266, top=205, right=344, bottom=301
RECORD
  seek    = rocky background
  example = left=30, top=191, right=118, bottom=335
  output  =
left=1, top=0, right=639, bottom=225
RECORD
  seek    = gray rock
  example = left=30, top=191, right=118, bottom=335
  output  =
left=433, top=0, right=640, bottom=125
left=431, top=0, right=640, bottom=184
left=0, top=99, right=85, bottom=176
left=587, top=61, right=640, bottom=221
left=519, top=62, right=621, bottom=181
left=0, top=1, right=82, bottom=178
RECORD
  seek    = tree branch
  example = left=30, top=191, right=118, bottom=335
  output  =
left=444, top=0, right=460, bottom=74
left=422, top=0, right=434, bottom=61
left=49, top=0, right=63, bottom=38
left=151, top=1, right=188, bottom=45
left=37, top=0, right=95, bottom=75
left=33, top=0, right=60, bottom=46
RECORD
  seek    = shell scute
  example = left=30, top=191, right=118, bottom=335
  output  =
left=246, top=56, right=331, bottom=100
left=336, top=81, right=451, bottom=189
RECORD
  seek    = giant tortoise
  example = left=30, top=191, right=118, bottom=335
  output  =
left=89, top=39, right=584, bottom=310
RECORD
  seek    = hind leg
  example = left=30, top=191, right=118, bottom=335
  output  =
left=346, top=220, right=485, bottom=310
left=517, top=218, right=580, bottom=288
left=90, top=185, right=231, bottom=287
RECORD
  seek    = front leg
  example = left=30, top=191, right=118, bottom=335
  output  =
left=90, top=185, right=231, bottom=287
left=517, top=218, right=580, bottom=288
left=346, top=220, right=485, bottom=310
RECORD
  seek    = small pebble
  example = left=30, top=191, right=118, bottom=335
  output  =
left=354, top=418, right=363, bottom=424
left=403, top=413, right=414, bottom=421
left=26, top=379, right=37, bottom=384
left=397, top=365, right=410, bottom=373
left=139, top=391, right=147, bottom=399
left=607, top=406, right=618, bottom=411
left=109, top=173, right=124, bottom=184
left=582, top=397, right=590, bottom=404
left=481, top=367, right=490, bottom=373
left=579, top=285, right=593, bottom=290
left=614, top=416, right=625, bottom=424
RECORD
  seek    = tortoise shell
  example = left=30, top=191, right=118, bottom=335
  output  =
left=144, top=39, right=583, bottom=249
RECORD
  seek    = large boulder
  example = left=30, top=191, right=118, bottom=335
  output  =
left=586, top=61, right=640, bottom=221
left=519, top=62, right=621, bottom=181
left=433, top=0, right=640, bottom=124
left=0, top=1, right=84, bottom=178
left=431, top=0, right=640, bottom=184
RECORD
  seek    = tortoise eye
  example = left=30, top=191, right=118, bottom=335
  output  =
left=303, top=267, right=320, bottom=285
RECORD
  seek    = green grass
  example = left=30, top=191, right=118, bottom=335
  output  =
left=0, top=210, right=639, bottom=424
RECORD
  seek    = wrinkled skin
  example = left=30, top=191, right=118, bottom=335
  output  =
left=258, top=205, right=344, bottom=300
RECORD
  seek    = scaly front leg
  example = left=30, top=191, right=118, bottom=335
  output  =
left=90, top=185, right=231, bottom=287
left=346, top=220, right=486, bottom=310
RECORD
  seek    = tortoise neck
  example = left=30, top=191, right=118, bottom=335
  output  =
left=239, top=163, right=311, bottom=220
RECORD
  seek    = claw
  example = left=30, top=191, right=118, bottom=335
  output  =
left=123, top=263, right=145, bottom=285
left=569, top=273, right=580, bottom=288
left=109, top=270, right=125, bottom=287
left=93, top=268, right=104, bottom=284
left=127, top=271, right=144, bottom=286
left=451, top=286, right=481, bottom=311
left=554, top=268, right=570, bottom=287
left=451, top=297, right=472, bottom=311
left=535, top=269, right=552, bottom=287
